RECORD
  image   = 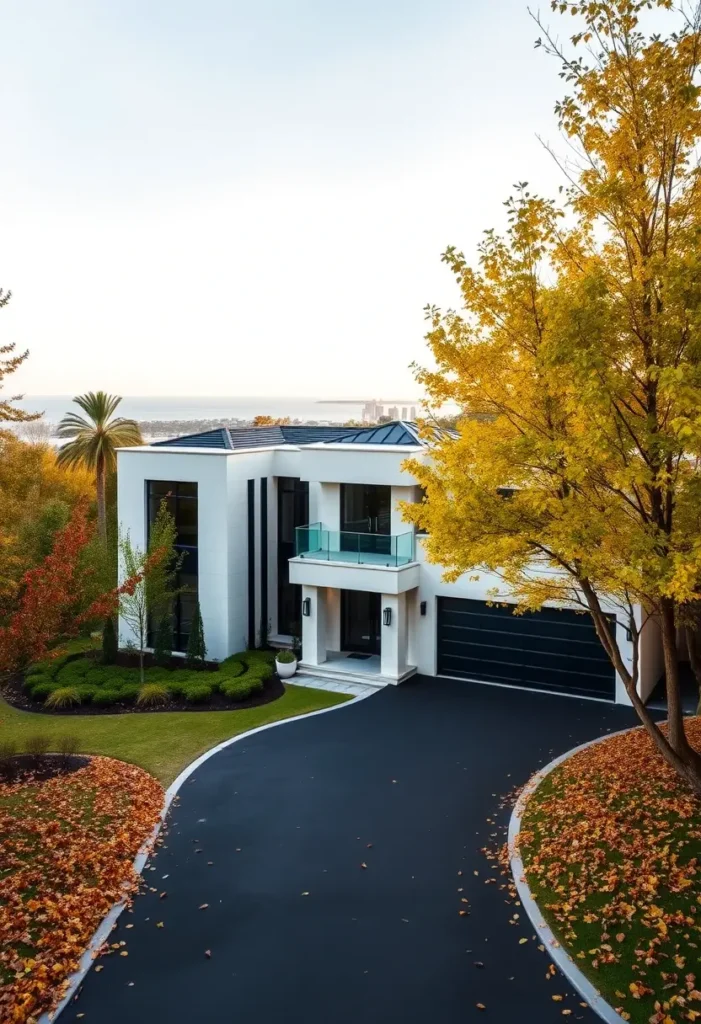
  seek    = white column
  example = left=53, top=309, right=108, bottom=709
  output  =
left=326, top=588, right=341, bottom=653
left=302, top=585, right=327, bottom=665
left=318, top=483, right=341, bottom=531
left=380, top=592, right=408, bottom=681
left=390, top=486, right=415, bottom=534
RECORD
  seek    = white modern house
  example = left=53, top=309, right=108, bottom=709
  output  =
left=116, top=420, right=665, bottom=706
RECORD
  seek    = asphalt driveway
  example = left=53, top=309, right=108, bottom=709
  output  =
left=68, top=677, right=642, bottom=1024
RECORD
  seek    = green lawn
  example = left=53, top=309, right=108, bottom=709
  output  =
left=0, top=685, right=351, bottom=785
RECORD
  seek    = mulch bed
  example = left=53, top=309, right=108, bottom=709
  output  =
left=0, top=753, right=89, bottom=784
left=519, top=720, right=701, bottom=1024
left=1, top=672, right=285, bottom=716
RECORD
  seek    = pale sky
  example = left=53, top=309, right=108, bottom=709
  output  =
left=1, top=0, right=565, bottom=399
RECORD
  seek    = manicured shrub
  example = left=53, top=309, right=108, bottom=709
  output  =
left=183, top=683, right=212, bottom=703
left=102, top=617, right=118, bottom=665
left=45, top=687, right=82, bottom=709
left=59, top=659, right=91, bottom=681
left=275, top=649, right=296, bottom=664
left=137, top=683, right=169, bottom=707
left=76, top=684, right=97, bottom=702
left=26, top=679, right=54, bottom=700
left=219, top=658, right=244, bottom=678
left=245, top=649, right=276, bottom=667
left=84, top=666, right=110, bottom=685
left=220, top=678, right=253, bottom=701
left=92, top=688, right=122, bottom=706
left=115, top=683, right=140, bottom=702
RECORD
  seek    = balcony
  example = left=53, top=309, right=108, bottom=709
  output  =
left=295, top=523, right=415, bottom=567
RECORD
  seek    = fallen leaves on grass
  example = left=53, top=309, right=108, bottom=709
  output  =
left=0, top=756, right=163, bottom=1023
left=519, top=720, right=701, bottom=1023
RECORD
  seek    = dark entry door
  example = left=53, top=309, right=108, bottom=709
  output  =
left=342, top=591, right=381, bottom=655
left=436, top=598, right=615, bottom=699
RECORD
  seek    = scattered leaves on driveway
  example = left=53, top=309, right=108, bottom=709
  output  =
left=0, top=756, right=163, bottom=1023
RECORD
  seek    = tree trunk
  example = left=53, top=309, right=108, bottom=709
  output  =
left=139, top=647, right=144, bottom=685
left=580, top=581, right=701, bottom=797
left=96, top=455, right=107, bottom=541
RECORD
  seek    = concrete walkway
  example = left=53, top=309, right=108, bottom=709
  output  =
left=68, top=677, right=642, bottom=1024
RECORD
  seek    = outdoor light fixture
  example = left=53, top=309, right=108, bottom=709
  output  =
left=382, top=607, right=392, bottom=626
left=420, top=601, right=427, bottom=616
left=302, top=598, right=311, bottom=617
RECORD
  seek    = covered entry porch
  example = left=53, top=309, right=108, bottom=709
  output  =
left=288, top=550, right=420, bottom=685
left=297, top=584, right=417, bottom=685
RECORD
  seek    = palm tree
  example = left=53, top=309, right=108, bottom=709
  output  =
left=57, top=392, right=142, bottom=538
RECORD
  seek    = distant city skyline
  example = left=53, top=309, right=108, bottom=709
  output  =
left=2, top=0, right=564, bottom=398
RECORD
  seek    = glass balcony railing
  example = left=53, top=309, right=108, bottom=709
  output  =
left=294, top=522, right=415, bottom=567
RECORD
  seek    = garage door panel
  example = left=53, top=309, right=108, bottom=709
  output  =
left=439, top=622, right=610, bottom=663
left=436, top=598, right=615, bottom=699
left=439, top=603, right=608, bottom=647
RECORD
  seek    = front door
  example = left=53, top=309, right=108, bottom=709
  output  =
left=341, top=590, right=381, bottom=655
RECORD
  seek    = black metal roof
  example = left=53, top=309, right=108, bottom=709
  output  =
left=151, top=421, right=447, bottom=451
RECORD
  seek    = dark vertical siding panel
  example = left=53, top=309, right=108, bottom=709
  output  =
left=247, top=479, right=255, bottom=650
left=260, top=478, right=268, bottom=644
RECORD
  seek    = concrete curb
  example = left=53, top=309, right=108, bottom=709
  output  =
left=41, top=687, right=377, bottom=1022
left=508, top=726, right=637, bottom=1024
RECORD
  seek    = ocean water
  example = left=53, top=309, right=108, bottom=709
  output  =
left=13, top=395, right=380, bottom=425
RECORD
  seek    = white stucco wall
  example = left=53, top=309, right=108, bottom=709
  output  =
left=638, top=611, right=664, bottom=701
left=117, top=449, right=232, bottom=661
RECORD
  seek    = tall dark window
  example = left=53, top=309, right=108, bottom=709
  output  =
left=340, top=484, right=391, bottom=534
left=147, top=481, right=198, bottom=652
left=277, top=477, right=308, bottom=636
left=340, top=483, right=391, bottom=555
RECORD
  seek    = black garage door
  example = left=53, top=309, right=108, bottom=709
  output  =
left=436, top=598, right=615, bottom=699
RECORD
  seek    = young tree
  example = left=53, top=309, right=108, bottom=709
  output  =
left=186, top=601, right=207, bottom=669
left=405, top=0, right=701, bottom=793
left=57, top=392, right=142, bottom=540
left=118, top=499, right=181, bottom=682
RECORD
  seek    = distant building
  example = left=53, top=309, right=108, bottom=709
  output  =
left=410, top=406, right=417, bottom=420
left=401, top=407, right=407, bottom=419
left=388, top=406, right=399, bottom=420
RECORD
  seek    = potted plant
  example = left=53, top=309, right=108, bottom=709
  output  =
left=275, top=648, right=298, bottom=679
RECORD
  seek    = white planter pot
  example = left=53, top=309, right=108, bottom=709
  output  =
left=275, top=657, right=298, bottom=679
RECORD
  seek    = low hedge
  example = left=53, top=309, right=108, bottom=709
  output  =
left=22, top=646, right=277, bottom=709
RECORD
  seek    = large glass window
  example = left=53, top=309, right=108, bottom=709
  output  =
left=340, top=483, right=391, bottom=555
left=277, top=477, right=308, bottom=636
left=340, top=484, right=391, bottom=534
left=147, top=481, right=198, bottom=652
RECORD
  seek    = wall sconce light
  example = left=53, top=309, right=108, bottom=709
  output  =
left=625, top=627, right=632, bottom=642
left=382, top=607, right=392, bottom=626
left=302, top=598, right=311, bottom=617
left=420, top=601, right=427, bottom=616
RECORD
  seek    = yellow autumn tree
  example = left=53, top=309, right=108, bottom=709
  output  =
left=404, top=0, right=701, bottom=792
